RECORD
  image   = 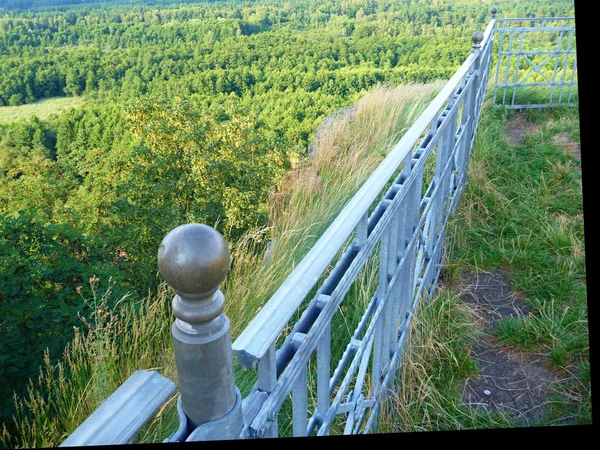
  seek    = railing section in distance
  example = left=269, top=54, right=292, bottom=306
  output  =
left=492, top=16, right=577, bottom=109
left=60, top=8, right=579, bottom=444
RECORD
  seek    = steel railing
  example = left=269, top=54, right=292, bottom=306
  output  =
left=493, top=16, right=577, bottom=109
left=59, top=8, right=578, bottom=445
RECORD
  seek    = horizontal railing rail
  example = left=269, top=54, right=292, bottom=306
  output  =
left=230, top=14, right=496, bottom=439
left=59, top=371, right=176, bottom=446
left=232, top=15, right=496, bottom=373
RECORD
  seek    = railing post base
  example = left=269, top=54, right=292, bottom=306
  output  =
left=185, top=388, right=243, bottom=441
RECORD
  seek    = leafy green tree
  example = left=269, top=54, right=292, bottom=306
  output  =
left=0, top=210, right=124, bottom=424
left=122, top=97, right=298, bottom=238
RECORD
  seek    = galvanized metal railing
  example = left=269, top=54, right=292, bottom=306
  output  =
left=60, top=8, right=579, bottom=445
left=493, top=16, right=577, bottom=109
left=228, top=19, right=495, bottom=439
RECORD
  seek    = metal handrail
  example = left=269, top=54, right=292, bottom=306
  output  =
left=232, top=17, right=496, bottom=370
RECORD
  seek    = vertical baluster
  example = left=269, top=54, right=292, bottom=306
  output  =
left=292, top=365, right=308, bottom=437
left=423, top=113, right=440, bottom=262
left=356, top=212, right=368, bottom=247
left=425, top=147, right=442, bottom=261
left=502, top=30, right=514, bottom=105
left=408, top=166, right=424, bottom=313
left=440, top=110, right=455, bottom=216
left=385, top=153, right=414, bottom=356
left=549, top=30, right=564, bottom=104
left=511, top=31, right=525, bottom=107
left=469, top=32, right=484, bottom=155
left=451, top=88, right=467, bottom=213
left=458, top=73, right=473, bottom=178
left=345, top=336, right=374, bottom=434
left=395, top=169, right=420, bottom=352
left=383, top=199, right=401, bottom=364
left=316, top=322, right=331, bottom=435
left=559, top=30, right=574, bottom=104
left=480, top=34, right=492, bottom=109
left=567, top=54, right=577, bottom=104
left=257, top=343, right=278, bottom=438
left=484, top=9, right=496, bottom=89
left=372, top=224, right=390, bottom=394
left=493, top=15, right=504, bottom=104
left=426, top=111, right=452, bottom=292
left=388, top=207, right=400, bottom=281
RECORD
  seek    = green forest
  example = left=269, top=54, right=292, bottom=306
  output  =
left=0, top=0, right=576, bottom=436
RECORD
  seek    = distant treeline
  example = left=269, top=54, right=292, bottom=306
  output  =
left=1, top=0, right=214, bottom=10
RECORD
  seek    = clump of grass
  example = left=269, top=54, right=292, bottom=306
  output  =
left=0, top=279, right=176, bottom=448
left=378, top=95, right=588, bottom=431
left=495, top=85, right=578, bottom=109
left=495, top=297, right=589, bottom=366
left=222, top=83, right=441, bottom=437
left=224, top=83, right=442, bottom=337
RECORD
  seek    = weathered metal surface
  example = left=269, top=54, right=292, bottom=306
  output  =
left=60, top=370, right=176, bottom=446
left=232, top=17, right=491, bottom=373
left=158, top=223, right=243, bottom=440
left=235, top=17, right=496, bottom=439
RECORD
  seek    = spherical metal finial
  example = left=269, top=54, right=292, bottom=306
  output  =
left=491, top=7, right=497, bottom=17
left=158, top=223, right=230, bottom=301
left=472, top=31, right=484, bottom=49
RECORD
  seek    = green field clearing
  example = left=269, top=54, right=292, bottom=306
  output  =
left=0, top=97, right=85, bottom=123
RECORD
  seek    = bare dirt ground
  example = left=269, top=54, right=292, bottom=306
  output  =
left=458, top=270, right=559, bottom=424
left=504, top=111, right=541, bottom=146
left=553, top=132, right=581, bottom=160
left=505, top=111, right=581, bottom=160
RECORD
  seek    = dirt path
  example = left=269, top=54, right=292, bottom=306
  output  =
left=458, top=270, right=558, bottom=424
left=457, top=112, right=570, bottom=424
left=505, top=110, right=581, bottom=160
left=504, top=111, right=541, bottom=146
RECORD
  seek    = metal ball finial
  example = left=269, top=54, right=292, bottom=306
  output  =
left=472, top=31, right=484, bottom=48
left=491, top=7, right=497, bottom=17
left=158, top=223, right=230, bottom=301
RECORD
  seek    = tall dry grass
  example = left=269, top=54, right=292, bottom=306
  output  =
left=1, top=280, right=176, bottom=448
left=224, top=83, right=441, bottom=335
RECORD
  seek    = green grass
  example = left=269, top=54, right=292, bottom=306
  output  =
left=378, top=292, right=516, bottom=432
left=0, top=97, right=85, bottom=123
left=378, top=99, right=588, bottom=430
left=494, top=84, right=578, bottom=109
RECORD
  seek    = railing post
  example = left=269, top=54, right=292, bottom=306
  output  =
left=463, top=30, right=484, bottom=165
left=158, top=223, right=243, bottom=441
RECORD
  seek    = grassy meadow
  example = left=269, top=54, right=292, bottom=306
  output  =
left=0, top=97, right=85, bottom=124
